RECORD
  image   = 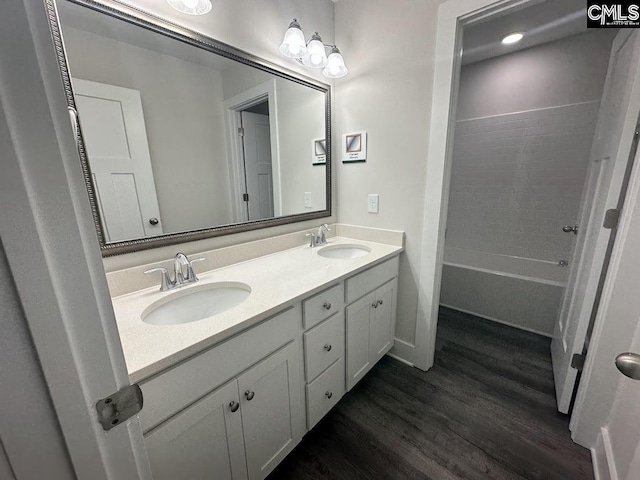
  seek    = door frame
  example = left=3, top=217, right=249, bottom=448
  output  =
left=223, top=80, right=282, bottom=222
left=413, top=0, right=545, bottom=370
left=0, top=0, right=151, bottom=478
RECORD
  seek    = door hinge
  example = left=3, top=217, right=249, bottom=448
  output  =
left=96, top=384, right=143, bottom=431
left=242, top=193, right=249, bottom=202
left=238, top=127, right=244, bottom=137
left=603, top=208, right=620, bottom=230
left=571, top=353, right=586, bottom=371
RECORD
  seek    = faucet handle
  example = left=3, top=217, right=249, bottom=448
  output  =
left=306, top=232, right=317, bottom=248
left=186, top=257, right=205, bottom=282
left=144, top=267, right=173, bottom=291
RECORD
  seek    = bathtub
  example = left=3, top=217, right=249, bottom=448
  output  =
left=439, top=247, right=568, bottom=337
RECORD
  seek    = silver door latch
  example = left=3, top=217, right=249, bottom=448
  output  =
left=96, top=384, right=143, bottom=430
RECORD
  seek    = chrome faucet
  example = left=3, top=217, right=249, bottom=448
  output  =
left=306, top=224, right=331, bottom=247
left=144, top=253, right=206, bottom=291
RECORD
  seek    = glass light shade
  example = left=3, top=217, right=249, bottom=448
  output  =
left=279, top=19, right=308, bottom=59
left=167, top=0, right=212, bottom=15
left=302, top=33, right=328, bottom=68
left=323, top=47, right=348, bottom=78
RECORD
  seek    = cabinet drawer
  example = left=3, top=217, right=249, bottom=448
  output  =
left=303, top=283, right=343, bottom=329
left=346, top=256, right=399, bottom=304
left=139, top=305, right=300, bottom=433
left=304, top=312, right=344, bottom=382
left=306, top=358, right=344, bottom=429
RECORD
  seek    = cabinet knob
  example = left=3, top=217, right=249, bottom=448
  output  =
left=325, top=391, right=333, bottom=399
left=371, top=302, right=378, bottom=309
left=149, top=217, right=159, bottom=226
left=323, top=302, right=332, bottom=310
left=244, top=390, right=255, bottom=401
left=378, top=299, right=383, bottom=306
left=324, top=343, right=332, bottom=352
left=229, top=401, right=239, bottom=412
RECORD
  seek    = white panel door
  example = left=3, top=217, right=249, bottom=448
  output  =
left=551, top=31, right=640, bottom=413
left=144, top=380, right=248, bottom=480
left=585, top=130, right=640, bottom=479
left=237, top=342, right=303, bottom=480
left=346, top=292, right=375, bottom=391
left=370, top=279, right=397, bottom=363
left=241, top=111, right=274, bottom=221
left=72, top=78, right=163, bottom=242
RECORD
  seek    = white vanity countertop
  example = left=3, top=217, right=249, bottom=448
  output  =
left=112, top=236, right=403, bottom=382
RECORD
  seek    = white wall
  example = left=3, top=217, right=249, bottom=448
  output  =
left=99, top=0, right=336, bottom=272
left=334, top=0, right=444, bottom=360
left=62, top=26, right=235, bottom=234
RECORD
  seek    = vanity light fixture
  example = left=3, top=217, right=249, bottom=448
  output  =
left=501, top=32, right=524, bottom=45
left=167, top=0, right=212, bottom=15
left=279, top=19, right=348, bottom=78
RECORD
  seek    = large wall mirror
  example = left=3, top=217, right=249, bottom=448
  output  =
left=47, top=0, right=331, bottom=256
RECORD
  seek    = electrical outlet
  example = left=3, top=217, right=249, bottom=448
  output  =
left=368, top=194, right=379, bottom=214
left=304, top=192, right=312, bottom=208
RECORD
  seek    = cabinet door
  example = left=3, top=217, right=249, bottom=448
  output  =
left=346, top=291, right=376, bottom=391
left=237, top=341, right=304, bottom=480
left=145, top=380, right=247, bottom=480
left=370, top=279, right=397, bottom=363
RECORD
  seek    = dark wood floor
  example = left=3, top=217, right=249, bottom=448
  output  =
left=268, top=307, right=593, bottom=480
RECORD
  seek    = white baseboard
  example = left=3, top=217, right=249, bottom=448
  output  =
left=440, top=304, right=553, bottom=338
left=390, top=337, right=421, bottom=368
left=386, top=351, right=414, bottom=367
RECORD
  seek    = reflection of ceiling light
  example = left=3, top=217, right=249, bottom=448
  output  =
left=167, top=0, right=212, bottom=15
left=502, top=32, right=524, bottom=45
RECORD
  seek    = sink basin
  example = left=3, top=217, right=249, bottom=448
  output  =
left=142, top=282, right=251, bottom=326
left=317, top=244, right=371, bottom=259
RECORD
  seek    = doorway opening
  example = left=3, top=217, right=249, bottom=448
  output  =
left=426, top=0, right=640, bottom=423
left=223, top=80, right=282, bottom=223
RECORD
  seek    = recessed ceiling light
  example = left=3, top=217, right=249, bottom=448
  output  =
left=502, top=33, right=524, bottom=45
left=167, top=0, right=212, bottom=15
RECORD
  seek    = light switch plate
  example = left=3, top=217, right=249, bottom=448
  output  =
left=304, top=192, right=312, bottom=208
left=368, top=194, right=379, bottom=214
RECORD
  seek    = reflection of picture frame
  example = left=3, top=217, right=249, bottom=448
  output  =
left=312, top=138, right=326, bottom=165
left=342, top=131, right=367, bottom=162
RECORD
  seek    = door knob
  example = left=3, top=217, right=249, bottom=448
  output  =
left=149, top=217, right=159, bottom=225
left=615, top=353, right=640, bottom=380
left=562, top=225, right=578, bottom=234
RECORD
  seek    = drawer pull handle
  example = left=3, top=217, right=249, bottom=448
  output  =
left=325, top=391, right=333, bottom=399
left=324, top=343, right=332, bottom=352
left=245, top=390, right=255, bottom=401
left=323, top=302, right=332, bottom=310
left=229, top=401, right=239, bottom=413
left=377, top=299, right=384, bottom=306
left=371, top=302, right=378, bottom=309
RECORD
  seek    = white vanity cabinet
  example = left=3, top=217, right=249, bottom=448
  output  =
left=139, top=307, right=305, bottom=480
left=345, top=257, right=399, bottom=391
left=145, top=379, right=248, bottom=480
left=135, top=252, right=401, bottom=480
left=302, top=284, right=346, bottom=429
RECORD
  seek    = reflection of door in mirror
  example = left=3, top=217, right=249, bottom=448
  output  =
left=240, top=109, right=274, bottom=221
left=72, top=78, right=163, bottom=242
